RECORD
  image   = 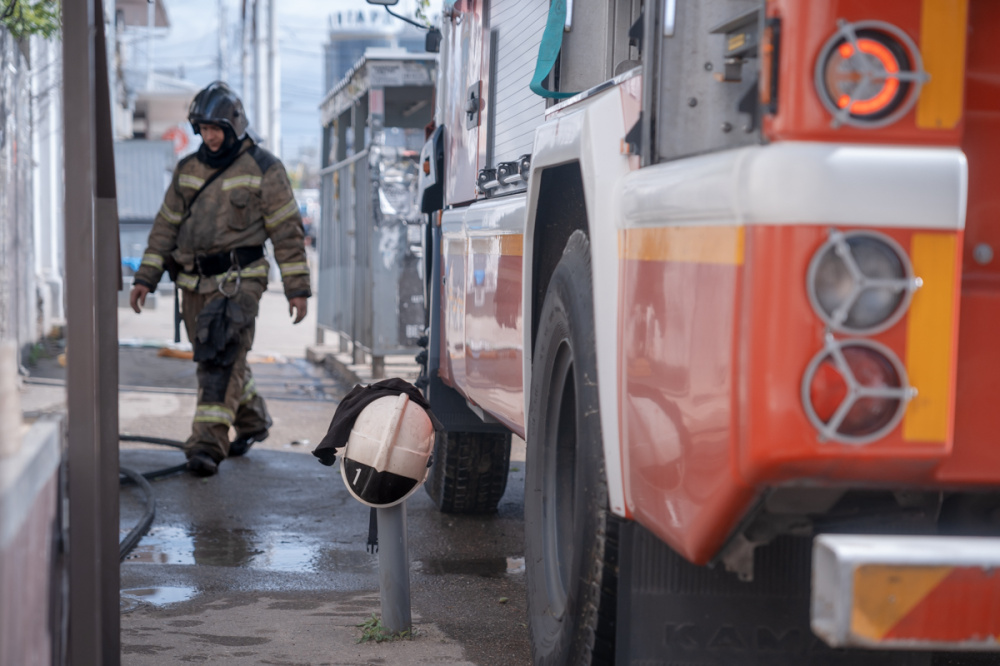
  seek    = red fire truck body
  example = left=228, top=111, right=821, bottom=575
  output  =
left=409, top=0, right=1000, bottom=662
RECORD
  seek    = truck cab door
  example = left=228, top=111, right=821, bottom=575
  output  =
left=442, top=0, right=487, bottom=207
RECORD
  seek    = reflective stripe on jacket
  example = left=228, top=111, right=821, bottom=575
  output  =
left=134, top=138, right=311, bottom=299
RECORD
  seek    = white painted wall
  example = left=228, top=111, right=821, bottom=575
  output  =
left=30, top=35, right=66, bottom=338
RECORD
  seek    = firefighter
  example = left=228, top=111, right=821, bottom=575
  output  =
left=129, top=81, right=311, bottom=477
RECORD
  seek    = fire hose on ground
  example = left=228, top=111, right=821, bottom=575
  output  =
left=118, top=434, right=188, bottom=562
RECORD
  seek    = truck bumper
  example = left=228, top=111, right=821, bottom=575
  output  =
left=813, top=534, right=1000, bottom=650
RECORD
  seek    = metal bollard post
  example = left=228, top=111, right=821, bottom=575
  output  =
left=173, top=283, right=182, bottom=343
left=376, top=503, right=412, bottom=634
left=336, top=393, right=432, bottom=636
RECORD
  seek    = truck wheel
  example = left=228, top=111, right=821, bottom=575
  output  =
left=425, top=430, right=512, bottom=514
left=526, top=230, right=616, bottom=666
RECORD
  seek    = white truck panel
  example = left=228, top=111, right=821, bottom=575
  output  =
left=489, top=0, right=548, bottom=165
left=526, top=83, right=634, bottom=517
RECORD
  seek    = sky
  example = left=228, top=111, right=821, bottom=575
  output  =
left=140, top=0, right=429, bottom=165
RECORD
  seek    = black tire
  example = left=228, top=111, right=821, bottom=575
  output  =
left=425, top=430, right=512, bottom=514
left=526, top=231, right=616, bottom=666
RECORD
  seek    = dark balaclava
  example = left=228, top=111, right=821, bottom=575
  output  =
left=196, top=125, right=244, bottom=169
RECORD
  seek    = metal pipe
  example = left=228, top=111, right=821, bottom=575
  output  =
left=318, top=147, right=369, bottom=175
left=94, top=2, right=123, bottom=659
left=174, top=283, right=181, bottom=343
left=64, top=0, right=104, bottom=660
left=65, top=2, right=121, bottom=662
left=376, top=503, right=412, bottom=635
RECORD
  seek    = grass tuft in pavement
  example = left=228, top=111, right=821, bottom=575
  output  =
left=357, top=613, right=413, bottom=644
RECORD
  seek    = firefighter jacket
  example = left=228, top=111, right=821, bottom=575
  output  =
left=133, top=138, right=311, bottom=299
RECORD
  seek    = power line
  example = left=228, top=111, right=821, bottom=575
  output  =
left=281, top=47, right=324, bottom=58
left=282, top=79, right=322, bottom=89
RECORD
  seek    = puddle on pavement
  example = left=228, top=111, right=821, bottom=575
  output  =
left=124, top=524, right=326, bottom=573
left=120, top=586, right=197, bottom=607
left=416, top=556, right=525, bottom=578
left=506, top=556, right=525, bottom=574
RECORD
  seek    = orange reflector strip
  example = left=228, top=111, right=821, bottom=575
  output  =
left=903, top=233, right=958, bottom=443
left=620, top=226, right=745, bottom=265
left=917, top=0, right=968, bottom=129
left=468, top=234, right=524, bottom=258
left=499, top=234, right=524, bottom=257
left=884, top=567, right=1000, bottom=642
left=852, top=564, right=954, bottom=642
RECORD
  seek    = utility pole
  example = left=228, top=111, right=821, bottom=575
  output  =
left=253, top=0, right=267, bottom=145
left=146, top=0, right=154, bottom=89
left=218, top=0, right=228, bottom=82
left=241, top=0, right=249, bottom=100
left=268, top=0, right=280, bottom=157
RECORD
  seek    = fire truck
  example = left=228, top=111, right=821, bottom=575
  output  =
left=393, top=0, right=1000, bottom=662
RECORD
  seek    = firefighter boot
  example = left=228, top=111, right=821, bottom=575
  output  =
left=229, top=410, right=274, bottom=458
left=229, top=428, right=269, bottom=457
left=230, top=373, right=272, bottom=457
left=187, top=451, right=219, bottom=477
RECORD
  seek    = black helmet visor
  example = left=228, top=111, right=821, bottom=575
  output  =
left=189, top=82, right=248, bottom=139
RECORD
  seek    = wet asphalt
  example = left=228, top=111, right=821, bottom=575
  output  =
left=110, top=347, right=530, bottom=665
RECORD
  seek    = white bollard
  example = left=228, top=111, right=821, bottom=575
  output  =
left=0, top=341, right=23, bottom=457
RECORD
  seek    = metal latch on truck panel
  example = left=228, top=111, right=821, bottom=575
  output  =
left=466, top=80, right=482, bottom=129
left=477, top=154, right=531, bottom=196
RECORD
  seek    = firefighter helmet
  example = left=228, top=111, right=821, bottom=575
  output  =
left=188, top=81, right=248, bottom=139
left=339, top=393, right=435, bottom=508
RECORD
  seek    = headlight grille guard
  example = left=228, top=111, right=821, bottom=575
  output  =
left=801, top=334, right=917, bottom=446
left=806, top=228, right=922, bottom=335
left=814, top=19, right=929, bottom=129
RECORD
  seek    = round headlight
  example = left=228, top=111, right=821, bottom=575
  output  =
left=802, top=337, right=914, bottom=445
left=807, top=230, right=919, bottom=334
left=814, top=20, right=927, bottom=129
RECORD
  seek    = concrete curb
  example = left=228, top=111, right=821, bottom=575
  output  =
left=306, top=345, right=420, bottom=388
left=306, top=345, right=362, bottom=386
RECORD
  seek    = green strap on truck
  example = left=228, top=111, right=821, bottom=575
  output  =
left=529, top=0, right=579, bottom=99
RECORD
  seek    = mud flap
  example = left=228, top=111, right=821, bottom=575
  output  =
left=615, top=522, right=934, bottom=666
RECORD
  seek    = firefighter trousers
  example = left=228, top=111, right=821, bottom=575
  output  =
left=181, top=279, right=271, bottom=463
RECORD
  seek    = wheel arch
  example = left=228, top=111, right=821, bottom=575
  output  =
left=523, top=95, right=631, bottom=519
left=528, top=163, right=590, bottom=353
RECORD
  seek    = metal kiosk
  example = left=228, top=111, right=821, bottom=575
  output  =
left=317, top=51, right=436, bottom=378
